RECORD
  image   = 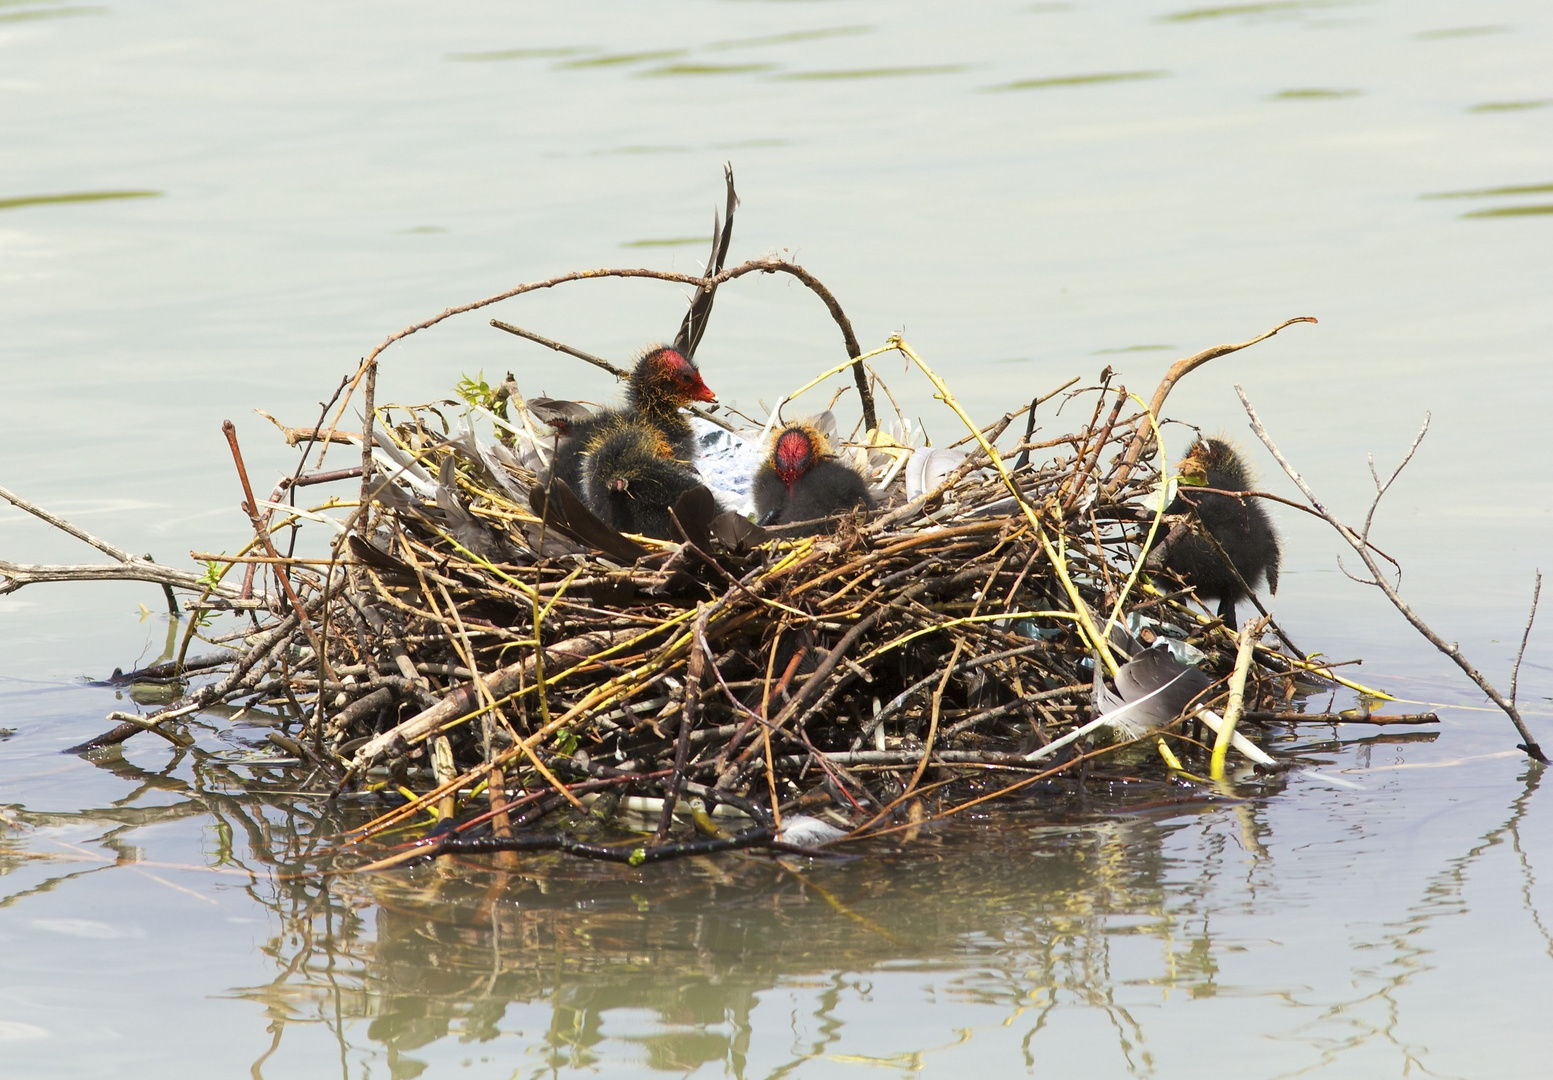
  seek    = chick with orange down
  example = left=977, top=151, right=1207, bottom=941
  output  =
left=579, top=418, right=703, bottom=540
left=550, top=345, right=715, bottom=495
left=753, top=421, right=875, bottom=531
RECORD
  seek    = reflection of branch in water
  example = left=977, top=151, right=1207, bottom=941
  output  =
left=1507, top=765, right=1553, bottom=962
left=1265, top=759, right=1546, bottom=1078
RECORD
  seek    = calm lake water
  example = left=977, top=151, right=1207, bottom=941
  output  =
left=3, top=1, right=1551, bottom=1076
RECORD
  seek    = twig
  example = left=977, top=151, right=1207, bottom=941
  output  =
left=1211, top=615, right=1269, bottom=780
left=655, top=604, right=706, bottom=844
left=1510, top=570, right=1542, bottom=711
left=1242, top=711, right=1439, bottom=725
left=0, top=483, right=218, bottom=612
left=490, top=320, right=629, bottom=378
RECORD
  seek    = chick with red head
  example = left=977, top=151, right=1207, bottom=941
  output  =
left=550, top=345, right=714, bottom=495
left=753, top=421, right=875, bottom=532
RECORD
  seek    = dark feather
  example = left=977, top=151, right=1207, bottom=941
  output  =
left=528, top=479, right=651, bottom=564
left=1094, top=646, right=1214, bottom=734
left=669, top=485, right=719, bottom=548
left=673, top=163, right=738, bottom=361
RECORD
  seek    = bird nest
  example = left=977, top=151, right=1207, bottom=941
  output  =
left=72, top=323, right=1386, bottom=869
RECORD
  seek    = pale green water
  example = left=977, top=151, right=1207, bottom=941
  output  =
left=2, top=1, right=1551, bottom=1077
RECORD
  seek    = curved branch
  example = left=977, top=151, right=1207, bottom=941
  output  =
left=324, top=256, right=879, bottom=460
left=1106, top=316, right=1317, bottom=496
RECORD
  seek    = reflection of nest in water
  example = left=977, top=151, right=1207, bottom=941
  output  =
left=165, top=332, right=1346, bottom=867
left=309, top=812, right=1233, bottom=1070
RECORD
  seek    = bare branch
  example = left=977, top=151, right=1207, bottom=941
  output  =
left=1510, top=571, right=1543, bottom=710
left=1361, top=414, right=1430, bottom=548
left=0, top=482, right=134, bottom=563
left=491, top=319, right=629, bottom=379
left=1236, top=385, right=1547, bottom=762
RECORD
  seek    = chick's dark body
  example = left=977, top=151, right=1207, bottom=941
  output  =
left=580, top=421, right=702, bottom=539
left=1149, top=438, right=1280, bottom=630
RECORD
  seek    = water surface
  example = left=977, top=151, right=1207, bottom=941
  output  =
left=3, top=2, right=1551, bottom=1077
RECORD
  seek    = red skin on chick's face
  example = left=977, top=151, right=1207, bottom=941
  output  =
left=773, top=428, right=818, bottom=489
left=643, top=347, right=715, bottom=405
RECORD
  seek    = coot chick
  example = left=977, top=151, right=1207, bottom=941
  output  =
left=579, top=420, right=703, bottom=540
left=753, top=422, right=875, bottom=531
left=1147, top=437, right=1280, bottom=631
left=551, top=345, right=715, bottom=493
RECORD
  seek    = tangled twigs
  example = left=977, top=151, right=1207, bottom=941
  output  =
left=1236, top=385, right=1546, bottom=762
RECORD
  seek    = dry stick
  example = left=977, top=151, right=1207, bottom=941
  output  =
left=1235, top=386, right=1547, bottom=763
left=491, top=319, right=628, bottom=378
left=222, top=422, right=336, bottom=685
left=1106, top=316, right=1317, bottom=498
left=1509, top=571, right=1543, bottom=712
left=99, top=710, right=196, bottom=749
left=0, top=557, right=248, bottom=600
left=255, top=410, right=358, bottom=446
left=656, top=605, right=707, bottom=845
left=0, top=483, right=250, bottom=606
left=1242, top=711, right=1438, bottom=725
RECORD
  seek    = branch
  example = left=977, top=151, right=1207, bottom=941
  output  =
left=0, top=483, right=260, bottom=605
left=322, top=255, right=879, bottom=457
left=1510, top=571, right=1542, bottom=710
left=0, top=482, right=134, bottom=563
left=0, top=559, right=245, bottom=598
left=1107, top=317, right=1317, bottom=495
left=1236, top=386, right=1547, bottom=762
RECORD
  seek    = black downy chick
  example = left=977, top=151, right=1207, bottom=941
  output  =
left=753, top=422, right=875, bottom=531
left=551, top=345, right=715, bottom=494
left=1147, top=437, right=1281, bottom=631
left=580, top=419, right=703, bottom=540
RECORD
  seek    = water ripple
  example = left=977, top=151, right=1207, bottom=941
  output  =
left=991, top=70, right=1166, bottom=91
left=0, top=190, right=161, bottom=212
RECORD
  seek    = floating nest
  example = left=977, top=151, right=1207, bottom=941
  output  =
left=32, top=175, right=1427, bottom=865
left=75, top=320, right=1393, bottom=867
